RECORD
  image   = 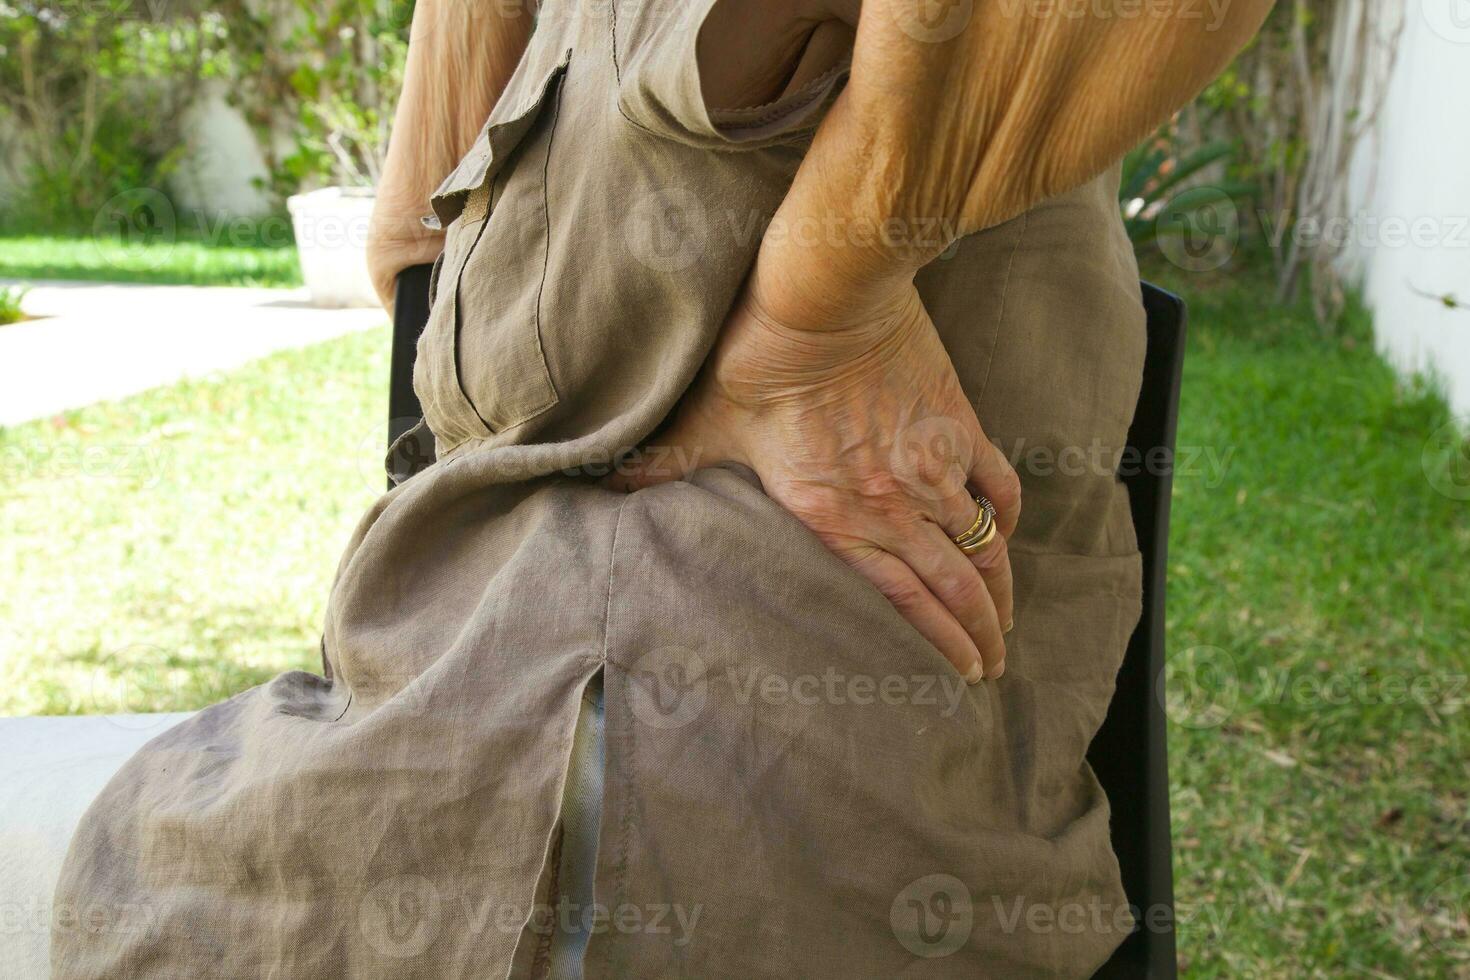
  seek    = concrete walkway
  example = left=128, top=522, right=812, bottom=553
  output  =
left=0, top=280, right=385, bottom=426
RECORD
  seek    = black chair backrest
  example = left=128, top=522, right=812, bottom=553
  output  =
left=386, top=269, right=1186, bottom=977
left=387, top=263, right=436, bottom=456
left=1088, top=282, right=1187, bottom=979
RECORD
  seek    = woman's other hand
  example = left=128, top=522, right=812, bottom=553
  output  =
left=608, top=273, right=1019, bottom=684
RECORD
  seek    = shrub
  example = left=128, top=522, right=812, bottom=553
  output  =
left=0, top=2, right=216, bottom=233
left=0, top=285, right=28, bottom=325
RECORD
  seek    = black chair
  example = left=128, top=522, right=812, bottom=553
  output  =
left=387, top=268, right=1187, bottom=978
left=386, top=263, right=437, bottom=461
left=1088, top=282, right=1187, bottom=979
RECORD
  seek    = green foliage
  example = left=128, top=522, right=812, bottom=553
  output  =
left=211, top=0, right=411, bottom=196
left=1119, top=126, right=1261, bottom=285
left=283, top=1, right=409, bottom=187
left=1193, top=0, right=1402, bottom=323
left=0, top=2, right=217, bottom=233
left=0, top=284, right=28, bottom=325
left=1120, top=136, right=1256, bottom=247
left=0, top=1, right=411, bottom=230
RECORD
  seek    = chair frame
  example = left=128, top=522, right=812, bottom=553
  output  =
left=1087, top=282, right=1186, bottom=978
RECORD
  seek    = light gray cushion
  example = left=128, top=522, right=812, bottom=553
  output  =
left=0, top=714, right=191, bottom=979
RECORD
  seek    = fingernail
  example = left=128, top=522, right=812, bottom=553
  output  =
left=990, top=659, right=1006, bottom=679
left=1003, top=619, right=1015, bottom=635
left=965, top=662, right=985, bottom=685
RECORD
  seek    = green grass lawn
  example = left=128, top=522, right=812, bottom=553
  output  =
left=0, top=328, right=388, bottom=715
left=0, top=263, right=1465, bottom=974
left=1145, top=261, right=1469, bottom=977
left=0, top=234, right=303, bottom=287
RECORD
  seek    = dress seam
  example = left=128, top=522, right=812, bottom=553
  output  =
left=600, top=494, right=630, bottom=668
left=532, top=75, right=565, bottom=409
left=976, top=210, right=1028, bottom=404
left=602, top=494, right=632, bottom=912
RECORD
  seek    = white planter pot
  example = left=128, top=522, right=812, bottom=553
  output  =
left=287, top=186, right=378, bottom=308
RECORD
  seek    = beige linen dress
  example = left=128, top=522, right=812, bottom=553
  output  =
left=53, top=1, right=1147, bottom=976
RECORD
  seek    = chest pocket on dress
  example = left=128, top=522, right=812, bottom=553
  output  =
left=414, top=51, right=572, bottom=452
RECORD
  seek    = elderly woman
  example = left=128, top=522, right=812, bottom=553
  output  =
left=53, top=0, right=1270, bottom=976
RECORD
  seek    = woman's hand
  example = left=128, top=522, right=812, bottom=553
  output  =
left=608, top=276, right=1020, bottom=683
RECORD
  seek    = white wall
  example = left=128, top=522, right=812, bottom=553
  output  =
left=1348, top=0, right=1470, bottom=415
left=0, top=82, right=277, bottom=225
left=167, top=81, right=276, bottom=220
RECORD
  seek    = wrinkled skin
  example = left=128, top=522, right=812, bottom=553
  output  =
left=609, top=268, right=1020, bottom=683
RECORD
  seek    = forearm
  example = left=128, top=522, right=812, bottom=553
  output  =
left=367, top=0, right=535, bottom=308
left=751, top=0, right=1275, bottom=327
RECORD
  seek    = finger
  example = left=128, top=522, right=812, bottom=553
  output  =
left=935, top=487, right=1015, bottom=646
left=844, top=546, right=986, bottom=684
left=892, top=523, right=1007, bottom=678
left=969, top=436, right=1022, bottom=538
left=931, top=482, right=989, bottom=540
left=967, top=531, right=1014, bottom=638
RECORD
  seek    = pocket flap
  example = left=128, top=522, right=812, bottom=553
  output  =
left=430, top=48, right=573, bottom=227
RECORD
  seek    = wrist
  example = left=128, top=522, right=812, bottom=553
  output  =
left=743, top=233, right=915, bottom=335
left=749, top=102, right=957, bottom=332
left=713, top=279, right=925, bottom=407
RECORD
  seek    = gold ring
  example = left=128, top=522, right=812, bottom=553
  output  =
left=952, top=495, right=997, bottom=553
left=957, top=522, right=998, bottom=554
left=953, top=500, right=988, bottom=542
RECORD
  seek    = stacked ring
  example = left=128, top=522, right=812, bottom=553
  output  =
left=953, top=495, right=998, bottom=554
